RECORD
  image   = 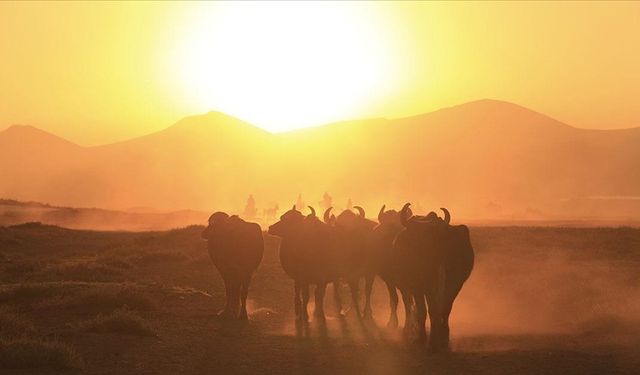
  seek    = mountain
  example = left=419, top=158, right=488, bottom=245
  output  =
left=0, top=125, right=81, bottom=152
left=1, top=99, right=639, bottom=221
left=273, top=99, right=640, bottom=218
left=0, top=125, right=87, bottom=205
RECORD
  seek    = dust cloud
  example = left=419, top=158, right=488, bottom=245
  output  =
left=251, top=227, right=640, bottom=352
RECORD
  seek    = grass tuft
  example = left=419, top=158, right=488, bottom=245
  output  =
left=131, top=250, right=188, bottom=265
left=0, top=337, right=82, bottom=370
left=37, top=285, right=155, bottom=313
left=75, top=307, right=155, bottom=337
left=0, top=283, right=72, bottom=305
left=39, top=261, right=124, bottom=282
left=0, top=309, right=36, bottom=338
left=0, top=282, right=156, bottom=313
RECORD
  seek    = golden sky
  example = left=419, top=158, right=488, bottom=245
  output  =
left=1, top=1, right=639, bottom=145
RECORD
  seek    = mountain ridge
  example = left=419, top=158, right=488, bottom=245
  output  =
left=4, top=99, right=638, bottom=147
left=1, top=99, right=639, bottom=219
left=0, top=124, right=83, bottom=149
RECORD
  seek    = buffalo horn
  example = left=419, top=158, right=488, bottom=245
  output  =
left=323, top=207, right=333, bottom=223
left=378, top=205, right=386, bottom=223
left=440, top=207, right=450, bottom=224
left=400, top=203, right=412, bottom=227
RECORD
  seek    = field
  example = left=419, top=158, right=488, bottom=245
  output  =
left=0, top=222, right=638, bottom=374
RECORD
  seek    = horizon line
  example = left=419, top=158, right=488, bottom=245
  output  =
left=2, top=97, right=639, bottom=148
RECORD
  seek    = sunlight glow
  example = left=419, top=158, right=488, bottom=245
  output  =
left=172, top=2, right=399, bottom=132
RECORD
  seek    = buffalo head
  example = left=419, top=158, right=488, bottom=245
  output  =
left=268, top=205, right=305, bottom=237
left=202, top=211, right=231, bottom=240
left=377, top=204, right=401, bottom=225
left=400, top=203, right=451, bottom=227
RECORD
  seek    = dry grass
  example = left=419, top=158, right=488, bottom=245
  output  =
left=130, top=250, right=188, bottom=265
left=0, top=282, right=155, bottom=313
left=0, top=282, right=77, bottom=305
left=0, top=309, right=81, bottom=370
left=75, top=307, right=155, bottom=337
left=96, top=254, right=133, bottom=270
left=0, top=337, right=82, bottom=370
left=38, top=261, right=125, bottom=282
left=0, top=309, right=36, bottom=338
left=97, top=249, right=189, bottom=269
left=1, top=260, right=42, bottom=278
left=36, top=285, right=156, bottom=313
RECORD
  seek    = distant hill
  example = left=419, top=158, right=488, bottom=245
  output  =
left=2, top=99, right=639, bottom=221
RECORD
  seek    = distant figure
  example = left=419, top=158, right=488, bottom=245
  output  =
left=262, top=203, right=279, bottom=224
left=319, top=192, right=333, bottom=211
left=201, top=212, right=264, bottom=320
left=243, top=194, right=257, bottom=220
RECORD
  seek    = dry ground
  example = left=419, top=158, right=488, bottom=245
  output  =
left=0, top=222, right=638, bottom=374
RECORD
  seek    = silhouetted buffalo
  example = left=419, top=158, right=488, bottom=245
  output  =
left=369, top=205, right=406, bottom=328
left=323, top=206, right=376, bottom=318
left=202, top=212, right=264, bottom=320
left=392, top=203, right=474, bottom=351
left=268, top=206, right=337, bottom=322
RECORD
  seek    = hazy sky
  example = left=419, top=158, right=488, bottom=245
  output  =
left=1, top=1, right=639, bottom=145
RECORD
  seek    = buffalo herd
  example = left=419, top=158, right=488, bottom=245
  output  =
left=202, top=203, right=474, bottom=352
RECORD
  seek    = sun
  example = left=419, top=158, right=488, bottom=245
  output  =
left=171, top=2, right=398, bottom=132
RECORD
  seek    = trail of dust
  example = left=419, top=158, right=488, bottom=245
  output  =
left=257, top=227, right=640, bottom=353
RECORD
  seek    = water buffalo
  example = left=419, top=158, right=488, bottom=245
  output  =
left=268, top=206, right=337, bottom=322
left=201, top=212, right=264, bottom=320
left=323, top=206, right=376, bottom=318
left=370, top=205, right=406, bottom=328
left=393, top=203, right=474, bottom=351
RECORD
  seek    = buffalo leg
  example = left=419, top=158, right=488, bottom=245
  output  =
left=333, top=281, right=344, bottom=317
left=386, top=281, right=399, bottom=328
left=239, top=276, right=251, bottom=321
left=227, top=277, right=241, bottom=319
left=439, top=276, right=467, bottom=348
left=314, top=282, right=327, bottom=321
left=348, top=279, right=361, bottom=319
left=301, top=283, right=310, bottom=322
left=427, top=265, right=449, bottom=351
left=441, top=299, right=452, bottom=349
left=439, top=285, right=462, bottom=349
left=219, top=275, right=232, bottom=317
left=414, top=292, right=427, bottom=345
left=294, top=281, right=302, bottom=320
left=363, top=273, right=375, bottom=319
left=400, top=288, right=414, bottom=339
left=426, top=293, right=444, bottom=351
